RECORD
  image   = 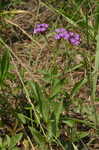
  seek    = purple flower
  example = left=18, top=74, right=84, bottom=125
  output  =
left=63, top=31, right=70, bottom=40
left=69, top=32, right=81, bottom=45
left=33, top=28, right=41, bottom=34
left=74, top=34, right=80, bottom=40
left=69, top=38, right=80, bottom=45
left=36, top=23, right=49, bottom=28
left=54, top=33, right=66, bottom=40
left=54, top=28, right=81, bottom=46
left=55, top=28, right=66, bottom=33
left=54, top=28, right=70, bottom=40
left=33, top=23, right=49, bottom=34
left=54, top=34, right=61, bottom=40
left=69, top=32, right=74, bottom=36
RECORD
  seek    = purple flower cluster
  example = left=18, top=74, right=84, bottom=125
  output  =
left=54, top=28, right=81, bottom=45
left=33, top=23, right=49, bottom=34
left=33, top=24, right=81, bottom=46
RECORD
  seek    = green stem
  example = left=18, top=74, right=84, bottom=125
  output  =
left=85, top=0, right=89, bottom=49
left=52, top=40, right=60, bottom=67
left=43, top=34, right=49, bottom=45
left=92, top=29, right=99, bottom=133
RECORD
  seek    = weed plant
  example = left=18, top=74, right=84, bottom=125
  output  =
left=0, top=0, right=99, bottom=150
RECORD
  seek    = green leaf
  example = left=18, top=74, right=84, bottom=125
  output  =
left=47, top=101, right=63, bottom=139
left=6, top=135, right=10, bottom=147
left=72, top=143, right=79, bottom=150
left=54, top=101, right=63, bottom=126
left=29, top=81, right=39, bottom=100
left=3, top=135, right=10, bottom=148
left=17, top=113, right=26, bottom=124
left=47, top=120, right=54, bottom=140
left=63, top=120, right=76, bottom=128
left=29, top=81, right=49, bottom=123
left=29, top=126, right=46, bottom=149
left=0, top=137, right=2, bottom=148
left=9, top=133, right=23, bottom=149
left=11, top=147, right=20, bottom=150
left=95, top=2, right=99, bottom=33
left=0, top=148, right=6, bottom=150
left=0, top=50, right=10, bottom=84
left=71, top=78, right=87, bottom=97
left=51, top=78, right=65, bottom=98
left=95, top=31, right=99, bottom=71
left=74, top=131, right=89, bottom=142
left=47, top=113, right=60, bottom=140
left=63, top=117, right=95, bottom=129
